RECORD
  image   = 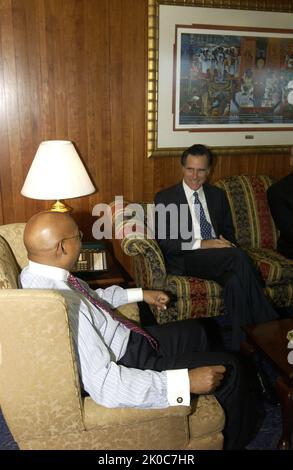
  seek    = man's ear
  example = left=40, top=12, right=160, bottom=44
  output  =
left=56, top=240, right=66, bottom=257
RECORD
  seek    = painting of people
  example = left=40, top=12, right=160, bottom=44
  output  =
left=175, top=26, right=293, bottom=130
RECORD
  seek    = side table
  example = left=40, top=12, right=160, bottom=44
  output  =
left=74, top=246, right=135, bottom=289
left=242, top=318, right=293, bottom=450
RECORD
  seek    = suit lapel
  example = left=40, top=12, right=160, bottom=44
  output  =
left=177, top=183, right=193, bottom=236
left=177, top=182, right=188, bottom=204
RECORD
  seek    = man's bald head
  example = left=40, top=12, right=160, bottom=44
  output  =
left=24, top=212, right=81, bottom=269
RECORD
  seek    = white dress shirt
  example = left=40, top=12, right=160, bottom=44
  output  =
left=183, top=180, right=216, bottom=249
left=20, top=261, right=190, bottom=409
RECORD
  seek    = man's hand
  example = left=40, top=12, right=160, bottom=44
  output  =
left=143, top=290, right=169, bottom=311
left=188, top=365, right=226, bottom=394
left=201, top=235, right=235, bottom=249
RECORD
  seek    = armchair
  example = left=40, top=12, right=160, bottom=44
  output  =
left=0, top=223, right=225, bottom=450
left=110, top=202, right=223, bottom=323
left=215, top=175, right=293, bottom=309
left=110, top=175, right=293, bottom=325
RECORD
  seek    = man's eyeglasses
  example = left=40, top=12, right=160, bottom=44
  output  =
left=62, top=231, right=83, bottom=243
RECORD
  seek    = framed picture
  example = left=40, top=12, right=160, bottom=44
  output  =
left=174, top=25, right=293, bottom=131
left=147, top=0, right=293, bottom=157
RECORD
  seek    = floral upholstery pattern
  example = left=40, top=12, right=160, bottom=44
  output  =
left=189, top=394, right=225, bottom=439
left=111, top=175, right=293, bottom=324
left=216, top=176, right=293, bottom=308
left=245, top=248, right=293, bottom=285
left=0, top=222, right=225, bottom=450
left=215, top=175, right=277, bottom=249
left=0, top=290, right=85, bottom=442
left=110, top=199, right=224, bottom=322
left=0, top=223, right=27, bottom=269
left=0, top=236, right=20, bottom=289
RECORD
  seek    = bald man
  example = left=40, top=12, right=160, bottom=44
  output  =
left=20, top=211, right=259, bottom=450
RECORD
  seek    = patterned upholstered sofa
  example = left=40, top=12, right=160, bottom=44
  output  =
left=0, top=223, right=224, bottom=450
left=111, top=175, right=293, bottom=324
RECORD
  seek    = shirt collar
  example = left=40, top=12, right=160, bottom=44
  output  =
left=182, top=180, right=204, bottom=201
left=27, top=260, right=69, bottom=281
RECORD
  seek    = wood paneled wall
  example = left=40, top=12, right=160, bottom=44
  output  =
left=0, top=0, right=149, bottom=232
left=0, top=0, right=291, bottom=273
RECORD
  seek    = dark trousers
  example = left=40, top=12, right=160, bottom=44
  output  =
left=183, top=247, right=278, bottom=349
left=118, top=319, right=259, bottom=450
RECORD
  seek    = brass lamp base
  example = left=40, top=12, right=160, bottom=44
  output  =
left=50, top=200, right=72, bottom=213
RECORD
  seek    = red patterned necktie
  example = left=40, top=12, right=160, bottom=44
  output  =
left=67, top=273, right=158, bottom=350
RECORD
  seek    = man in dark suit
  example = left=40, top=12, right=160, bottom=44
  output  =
left=267, top=148, right=293, bottom=259
left=155, top=144, right=278, bottom=349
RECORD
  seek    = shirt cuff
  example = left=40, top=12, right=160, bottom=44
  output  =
left=192, top=239, right=201, bottom=250
left=166, top=369, right=190, bottom=406
left=126, top=288, right=143, bottom=303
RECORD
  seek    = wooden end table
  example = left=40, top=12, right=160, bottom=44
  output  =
left=242, top=318, right=293, bottom=450
left=75, top=247, right=135, bottom=289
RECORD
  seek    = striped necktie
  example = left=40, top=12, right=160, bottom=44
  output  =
left=193, top=191, right=213, bottom=240
left=68, top=273, right=158, bottom=350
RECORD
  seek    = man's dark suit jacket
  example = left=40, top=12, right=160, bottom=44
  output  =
left=154, top=182, right=237, bottom=275
left=267, top=172, right=293, bottom=259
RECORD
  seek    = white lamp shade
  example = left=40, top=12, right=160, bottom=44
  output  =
left=21, top=140, right=95, bottom=200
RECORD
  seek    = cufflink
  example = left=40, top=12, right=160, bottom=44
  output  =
left=177, top=397, right=183, bottom=403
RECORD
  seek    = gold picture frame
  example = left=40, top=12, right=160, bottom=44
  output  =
left=147, top=0, right=293, bottom=158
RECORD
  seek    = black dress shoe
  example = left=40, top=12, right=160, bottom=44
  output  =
left=255, top=371, right=279, bottom=405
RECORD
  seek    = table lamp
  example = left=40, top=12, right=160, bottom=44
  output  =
left=21, top=140, right=95, bottom=212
